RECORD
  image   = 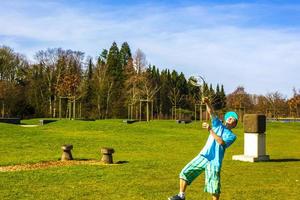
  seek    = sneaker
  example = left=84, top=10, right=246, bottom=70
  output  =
left=168, top=194, right=185, bottom=200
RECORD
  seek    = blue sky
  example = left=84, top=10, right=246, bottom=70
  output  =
left=1, top=0, right=300, bottom=97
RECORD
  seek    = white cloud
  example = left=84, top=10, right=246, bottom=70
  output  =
left=0, top=1, right=300, bottom=97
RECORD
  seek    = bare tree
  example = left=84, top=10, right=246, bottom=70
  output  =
left=133, top=49, right=147, bottom=75
left=168, top=87, right=184, bottom=120
left=105, top=80, right=114, bottom=119
left=287, top=88, right=300, bottom=117
left=227, top=86, right=253, bottom=120
left=35, top=48, right=84, bottom=117
left=139, top=73, right=160, bottom=121
left=265, top=92, right=287, bottom=118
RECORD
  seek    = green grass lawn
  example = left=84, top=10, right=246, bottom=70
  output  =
left=0, top=119, right=300, bottom=200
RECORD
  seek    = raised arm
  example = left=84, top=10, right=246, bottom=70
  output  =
left=203, top=97, right=216, bottom=119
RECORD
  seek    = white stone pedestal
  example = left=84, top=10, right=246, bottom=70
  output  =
left=232, top=133, right=270, bottom=162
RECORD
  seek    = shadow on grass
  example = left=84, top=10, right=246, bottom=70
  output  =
left=73, top=158, right=94, bottom=161
left=115, top=161, right=129, bottom=164
left=269, top=158, right=300, bottom=162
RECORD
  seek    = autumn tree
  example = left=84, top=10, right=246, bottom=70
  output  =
left=287, top=90, right=300, bottom=117
left=226, top=86, right=253, bottom=120
left=0, top=46, right=29, bottom=117
left=251, top=95, right=269, bottom=115
left=265, top=92, right=288, bottom=118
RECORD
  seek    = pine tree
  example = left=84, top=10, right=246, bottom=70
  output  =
left=105, top=42, right=126, bottom=118
left=220, top=85, right=226, bottom=109
left=120, top=42, right=132, bottom=69
left=212, top=84, right=222, bottom=110
left=83, top=58, right=95, bottom=118
left=159, top=69, right=172, bottom=118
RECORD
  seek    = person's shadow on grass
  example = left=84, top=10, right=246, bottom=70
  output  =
left=269, top=158, right=300, bottom=162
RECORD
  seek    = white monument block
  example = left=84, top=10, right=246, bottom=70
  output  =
left=232, top=114, right=270, bottom=162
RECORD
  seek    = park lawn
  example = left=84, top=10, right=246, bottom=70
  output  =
left=0, top=119, right=300, bottom=200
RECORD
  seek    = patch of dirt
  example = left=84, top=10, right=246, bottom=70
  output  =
left=0, top=160, right=115, bottom=172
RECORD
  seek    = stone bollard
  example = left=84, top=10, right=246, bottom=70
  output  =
left=101, top=147, right=115, bottom=164
left=232, top=114, right=270, bottom=162
left=61, top=144, right=73, bottom=161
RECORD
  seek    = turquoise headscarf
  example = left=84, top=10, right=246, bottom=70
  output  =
left=224, top=111, right=239, bottom=123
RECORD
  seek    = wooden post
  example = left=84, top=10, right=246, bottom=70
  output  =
left=200, top=103, right=202, bottom=121
left=194, top=104, right=196, bottom=121
left=205, top=105, right=208, bottom=121
left=73, top=96, right=76, bottom=119
left=128, top=105, right=130, bottom=120
left=179, top=108, right=182, bottom=120
left=79, top=102, right=82, bottom=119
left=2, top=101, right=4, bottom=118
left=131, top=104, right=134, bottom=120
left=151, top=100, right=154, bottom=120
left=68, top=98, right=71, bottom=120
left=146, top=100, right=149, bottom=122
left=59, top=97, right=62, bottom=119
left=139, top=101, right=142, bottom=121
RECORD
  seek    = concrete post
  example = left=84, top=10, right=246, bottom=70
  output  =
left=61, top=144, right=73, bottom=161
left=101, top=147, right=115, bottom=164
left=232, top=114, right=270, bottom=162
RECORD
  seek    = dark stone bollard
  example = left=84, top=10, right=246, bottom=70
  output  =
left=61, top=144, right=73, bottom=161
left=101, top=147, right=115, bottom=164
left=243, top=114, right=266, bottom=133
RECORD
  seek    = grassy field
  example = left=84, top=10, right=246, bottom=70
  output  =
left=0, top=119, right=300, bottom=200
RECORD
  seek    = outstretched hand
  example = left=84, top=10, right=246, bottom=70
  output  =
left=202, top=122, right=211, bottom=131
left=202, top=97, right=209, bottom=104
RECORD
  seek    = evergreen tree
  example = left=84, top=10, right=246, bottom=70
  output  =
left=82, top=58, right=95, bottom=118
left=120, top=42, right=132, bottom=69
left=159, top=69, right=172, bottom=118
left=176, top=72, right=188, bottom=108
left=212, top=84, right=222, bottom=110
left=106, top=42, right=126, bottom=117
left=203, top=82, right=209, bottom=98
left=220, top=85, right=226, bottom=109
left=209, top=84, right=215, bottom=97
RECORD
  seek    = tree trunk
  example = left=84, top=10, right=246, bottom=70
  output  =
left=73, top=97, right=76, bottom=119
left=97, top=95, right=101, bottom=119
left=49, top=96, right=52, bottom=117
left=105, top=83, right=113, bottom=119
left=146, top=100, right=149, bottom=122
left=2, top=102, right=4, bottom=118
left=53, top=95, right=57, bottom=118
left=68, top=99, right=71, bottom=120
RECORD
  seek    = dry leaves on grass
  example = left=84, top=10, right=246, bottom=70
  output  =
left=0, top=160, right=104, bottom=172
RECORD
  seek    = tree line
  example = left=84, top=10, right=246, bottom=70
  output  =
left=0, top=42, right=299, bottom=120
